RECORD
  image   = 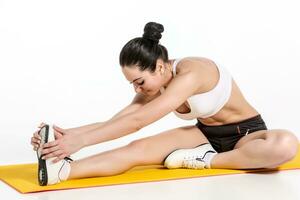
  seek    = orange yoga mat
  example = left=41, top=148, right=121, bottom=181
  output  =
left=1, top=146, right=300, bottom=193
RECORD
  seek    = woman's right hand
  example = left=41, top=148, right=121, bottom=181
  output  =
left=30, top=122, right=46, bottom=151
left=31, top=122, right=75, bottom=151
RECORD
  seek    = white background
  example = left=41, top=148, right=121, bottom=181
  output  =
left=0, top=0, right=299, bottom=166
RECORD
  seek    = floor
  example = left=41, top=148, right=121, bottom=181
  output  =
left=1, top=169, right=300, bottom=200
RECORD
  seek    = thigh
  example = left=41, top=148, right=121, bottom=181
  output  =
left=233, top=130, right=268, bottom=149
left=233, top=129, right=298, bottom=149
left=128, top=125, right=209, bottom=165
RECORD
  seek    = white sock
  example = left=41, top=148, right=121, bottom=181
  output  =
left=197, top=143, right=218, bottom=169
left=202, top=151, right=218, bottom=169
left=58, top=160, right=71, bottom=181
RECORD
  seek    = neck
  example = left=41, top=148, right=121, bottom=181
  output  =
left=163, top=59, right=175, bottom=88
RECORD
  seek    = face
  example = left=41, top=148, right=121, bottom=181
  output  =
left=122, top=59, right=167, bottom=96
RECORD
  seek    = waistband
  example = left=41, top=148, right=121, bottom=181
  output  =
left=196, top=114, right=267, bottom=137
left=196, top=114, right=264, bottom=128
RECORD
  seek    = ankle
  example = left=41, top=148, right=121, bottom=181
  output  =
left=204, top=152, right=218, bottom=169
left=209, top=153, right=219, bottom=169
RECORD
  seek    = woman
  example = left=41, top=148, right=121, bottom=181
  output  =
left=31, top=22, right=299, bottom=186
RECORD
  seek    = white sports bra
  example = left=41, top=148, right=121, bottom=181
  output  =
left=160, top=58, right=233, bottom=120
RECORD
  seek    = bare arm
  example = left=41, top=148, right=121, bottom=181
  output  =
left=64, top=104, right=141, bottom=134
left=41, top=91, right=165, bottom=161
left=66, top=93, right=155, bottom=134
left=66, top=122, right=107, bottom=134
left=81, top=73, right=199, bottom=147
left=78, top=92, right=160, bottom=146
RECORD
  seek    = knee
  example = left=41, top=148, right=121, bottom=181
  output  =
left=127, top=139, right=149, bottom=156
left=126, top=139, right=154, bottom=164
left=270, top=130, right=299, bottom=162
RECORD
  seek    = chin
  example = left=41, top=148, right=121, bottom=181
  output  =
left=143, top=90, right=152, bottom=96
left=149, top=90, right=160, bottom=96
left=144, top=88, right=159, bottom=96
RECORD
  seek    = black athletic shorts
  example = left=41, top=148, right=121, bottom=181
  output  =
left=195, top=114, right=268, bottom=153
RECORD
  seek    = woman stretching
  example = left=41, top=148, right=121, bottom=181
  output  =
left=30, top=22, right=299, bottom=186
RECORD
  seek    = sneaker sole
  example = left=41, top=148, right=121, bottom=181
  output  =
left=37, top=124, right=49, bottom=186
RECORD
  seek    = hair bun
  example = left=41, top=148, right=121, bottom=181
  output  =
left=142, top=22, right=164, bottom=44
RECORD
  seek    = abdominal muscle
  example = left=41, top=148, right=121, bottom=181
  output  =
left=196, top=79, right=259, bottom=126
left=160, top=78, right=259, bottom=126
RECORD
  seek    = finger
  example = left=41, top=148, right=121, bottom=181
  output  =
left=43, top=140, right=58, bottom=148
left=31, top=141, right=40, bottom=148
left=30, top=141, right=40, bottom=147
left=42, top=150, right=61, bottom=160
left=31, top=137, right=41, bottom=144
left=54, top=130, right=63, bottom=139
left=34, top=132, right=41, bottom=140
left=33, top=131, right=39, bottom=137
left=41, top=145, right=60, bottom=155
left=42, top=149, right=63, bottom=160
left=53, top=154, right=67, bottom=163
left=32, top=141, right=40, bottom=149
left=32, top=131, right=42, bottom=140
left=38, top=122, right=46, bottom=128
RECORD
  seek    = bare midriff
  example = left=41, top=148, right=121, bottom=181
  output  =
left=161, top=57, right=260, bottom=126
left=175, top=79, right=259, bottom=126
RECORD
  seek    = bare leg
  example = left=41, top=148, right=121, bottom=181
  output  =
left=68, top=125, right=209, bottom=179
left=69, top=145, right=143, bottom=179
left=210, top=129, right=299, bottom=169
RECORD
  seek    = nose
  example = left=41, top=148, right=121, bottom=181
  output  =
left=134, top=85, right=143, bottom=93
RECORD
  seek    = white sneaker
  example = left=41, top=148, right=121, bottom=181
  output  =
left=37, top=124, right=72, bottom=186
left=164, top=143, right=217, bottom=169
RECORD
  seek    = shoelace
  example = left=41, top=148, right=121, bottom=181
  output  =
left=182, top=156, right=205, bottom=169
left=181, top=150, right=217, bottom=169
left=64, top=157, right=73, bottom=163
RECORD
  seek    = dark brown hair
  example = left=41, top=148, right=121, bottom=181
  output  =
left=119, top=22, right=169, bottom=73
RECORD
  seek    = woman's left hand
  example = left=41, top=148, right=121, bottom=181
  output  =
left=41, top=125, right=85, bottom=163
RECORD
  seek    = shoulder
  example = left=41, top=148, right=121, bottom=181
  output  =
left=173, top=57, right=219, bottom=95
left=174, top=57, right=218, bottom=83
left=175, top=56, right=217, bottom=75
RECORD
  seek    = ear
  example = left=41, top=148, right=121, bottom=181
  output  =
left=156, top=59, right=165, bottom=74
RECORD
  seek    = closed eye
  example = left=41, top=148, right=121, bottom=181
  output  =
left=138, top=81, right=144, bottom=86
